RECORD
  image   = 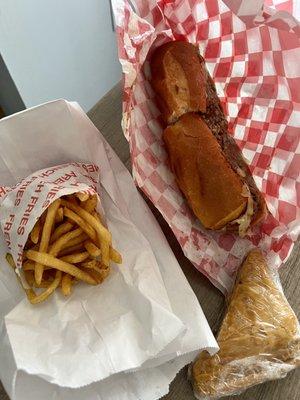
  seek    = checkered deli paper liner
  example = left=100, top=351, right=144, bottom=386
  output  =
left=112, top=0, right=300, bottom=293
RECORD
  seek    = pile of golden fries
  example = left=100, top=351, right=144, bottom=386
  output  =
left=6, top=192, right=122, bottom=305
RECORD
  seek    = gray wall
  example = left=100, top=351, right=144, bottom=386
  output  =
left=0, top=53, right=25, bottom=116
left=0, top=0, right=121, bottom=112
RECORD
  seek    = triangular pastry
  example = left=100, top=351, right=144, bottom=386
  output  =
left=192, top=250, right=300, bottom=398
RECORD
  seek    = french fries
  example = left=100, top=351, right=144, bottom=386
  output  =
left=62, top=199, right=112, bottom=266
left=63, top=232, right=89, bottom=249
left=60, top=251, right=89, bottom=264
left=49, top=228, right=83, bottom=256
left=29, top=271, right=62, bottom=305
left=81, top=259, right=98, bottom=269
left=76, top=192, right=89, bottom=202
left=59, top=243, right=86, bottom=256
left=110, top=247, right=122, bottom=264
left=84, top=241, right=101, bottom=259
left=64, top=208, right=98, bottom=242
left=61, top=273, right=73, bottom=296
left=55, top=207, right=64, bottom=224
left=5, top=253, right=15, bottom=270
left=84, top=240, right=122, bottom=264
left=30, top=220, right=40, bottom=244
left=51, top=221, right=73, bottom=243
left=35, top=199, right=61, bottom=285
left=61, top=199, right=112, bottom=243
left=6, top=193, right=122, bottom=305
left=5, top=254, right=40, bottom=302
left=82, top=195, right=98, bottom=213
left=26, top=250, right=97, bottom=285
left=86, top=266, right=110, bottom=285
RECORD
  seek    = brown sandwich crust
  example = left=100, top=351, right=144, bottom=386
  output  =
left=151, top=40, right=267, bottom=234
left=203, top=75, right=267, bottom=228
left=163, top=113, right=247, bottom=230
left=151, top=41, right=206, bottom=124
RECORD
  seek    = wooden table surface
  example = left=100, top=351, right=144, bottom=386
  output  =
left=1, top=83, right=299, bottom=400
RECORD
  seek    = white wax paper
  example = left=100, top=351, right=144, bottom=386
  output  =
left=0, top=100, right=217, bottom=400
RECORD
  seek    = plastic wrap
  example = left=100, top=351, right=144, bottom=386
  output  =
left=191, top=250, right=300, bottom=399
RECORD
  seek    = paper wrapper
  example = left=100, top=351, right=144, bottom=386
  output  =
left=0, top=100, right=218, bottom=400
left=112, top=0, right=300, bottom=292
left=0, top=162, right=101, bottom=272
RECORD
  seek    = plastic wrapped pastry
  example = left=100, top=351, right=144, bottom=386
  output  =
left=191, top=250, right=300, bottom=399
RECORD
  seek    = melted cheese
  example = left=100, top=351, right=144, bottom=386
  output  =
left=237, top=167, right=246, bottom=178
left=230, top=184, right=254, bottom=237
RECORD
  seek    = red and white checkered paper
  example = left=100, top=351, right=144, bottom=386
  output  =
left=112, top=0, right=300, bottom=292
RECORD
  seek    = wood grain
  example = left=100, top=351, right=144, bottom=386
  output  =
left=0, top=83, right=299, bottom=399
